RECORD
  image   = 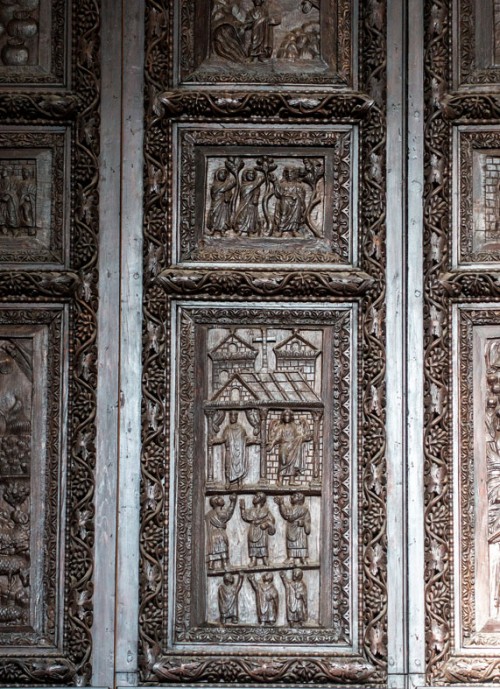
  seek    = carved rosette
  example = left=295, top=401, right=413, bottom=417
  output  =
left=0, top=0, right=100, bottom=684
left=142, top=0, right=387, bottom=684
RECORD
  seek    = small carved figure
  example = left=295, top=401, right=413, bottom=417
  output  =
left=218, top=572, right=243, bottom=624
left=280, top=569, right=308, bottom=626
left=18, top=167, right=36, bottom=233
left=248, top=572, right=279, bottom=624
left=246, top=0, right=279, bottom=62
left=0, top=168, right=18, bottom=233
left=212, top=411, right=255, bottom=487
left=240, top=492, right=275, bottom=566
left=207, top=168, right=236, bottom=236
left=274, top=492, right=311, bottom=564
left=272, top=168, right=307, bottom=237
left=205, top=494, right=237, bottom=570
left=233, top=169, right=264, bottom=236
left=267, top=411, right=311, bottom=484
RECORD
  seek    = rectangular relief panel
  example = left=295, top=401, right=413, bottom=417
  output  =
left=171, top=303, right=355, bottom=650
left=455, top=0, right=500, bottom=86
left=0, top=0, right=66, bottom=86
left=0, top=306, right=66, bottom=651
left=452, top=305, right=500, bottom=659
left=0, top=127, right=69, bottom=267
left=174, top=124, right=356, bottom=268
left=176, top=0, right=355, bottom=87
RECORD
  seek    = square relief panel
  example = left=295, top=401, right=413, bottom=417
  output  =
left=176, top=0, right=354, bottom=86
left=174, top=124, right=356, bottom=267
left=171, top=303, right=356, bottom=649
left=0, top=128, right=69, bottom=266
left=0, top=0, right=65, bottom=86
left=0, top=306, right=67, bottom=650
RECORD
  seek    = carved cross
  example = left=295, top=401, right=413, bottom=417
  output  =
left=253, top=328, right=277, bottom=372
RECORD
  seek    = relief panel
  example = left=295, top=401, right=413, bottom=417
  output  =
left=0, top=306, right=66, bottom=651
left=455, top=0, right=500, bottom=86
left=174, top=124, right=356, bottom=267
left=171, top=303, right=354, bottom=649
left=176, top=0, right=354, bottom=86
left=0, top=0, right=65, bottom=86
left=452, top=126, right=500, bottom=267
left=0, top=128, right=69, bottom=266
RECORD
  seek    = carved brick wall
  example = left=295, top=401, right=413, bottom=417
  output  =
left=141, top=0, right=388, bottom=684
left=0, top=0, right=100, bottom=684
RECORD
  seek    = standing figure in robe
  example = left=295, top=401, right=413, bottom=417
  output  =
left=233, top=169, right=264, bottom=236
left=218, top=573, right=243, bottom=624
left=246, top=0, right=279, bottom=62
left=205, top=494, right=237, bottom=570
left=272, top=167, right=307, bottom=237
left=267, top=411, right=311, bottom=484
left=18, top=167, right=36, bottom=233
left=206, top=168, right=236, bottom=236
left=248, top=572, right=279, bottom=624
left=280, top=569, right=308, bottom=626
left=274, top=492, right=311, bottom=564
left=240, top=492, right=275, bottom=566
left=212, top=411, right=256, bottom=487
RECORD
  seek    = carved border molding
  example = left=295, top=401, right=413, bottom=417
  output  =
left=0, top=0, right=101, bottom=683
left=158, top=269, right=375, bottom=298
left=141, top=0, right=387, bottom=683
left=0, top=94, right=81, bottom=122
left=423, top=0, right=454, bottom=682
left=155, top=91, right=374, bottom=121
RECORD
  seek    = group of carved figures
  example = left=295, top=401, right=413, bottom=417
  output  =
left=0, top=166, right=36, bottom=235
left=0, top=0, right=40, bottom=67
left=206, top=491, right=311, bottom=569
left=211, top=0, right=319, bottom=64
left=210, top=410, right=312, bottom=486
left=218, top=568, right=308, bottom=626
left=206, top=157, right=323, bottom=239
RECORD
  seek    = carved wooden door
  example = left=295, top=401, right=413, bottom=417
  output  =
left=8, top=2, right=500, bottom=689
left=138, top=0, right=391, bottom=686
left=0, top=0, right=99, bottom=685
left=420, top=0, right=500, bottom=683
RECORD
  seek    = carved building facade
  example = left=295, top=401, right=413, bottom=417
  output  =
left=1, top=1, right=500, bottom=689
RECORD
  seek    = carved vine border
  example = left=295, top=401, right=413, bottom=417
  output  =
left=173, top=306, right=351, bottom=645
left=141, top=0, right=387, bottom=683
left=423, top=0, right=455, bottom=682
left=0, top=0, right=100, bottom=683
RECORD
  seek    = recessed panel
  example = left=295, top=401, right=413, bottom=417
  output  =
left=176, top=0, right=354, bottom=86
left=0, top=307, right=66, bottom=650
left=172, top=303, right=355, bottom=649
left=0, top=129, right=68, bottom=266
left=0, top=0, right=65, bottom=86
left=175, top=124, right=356, bottom=267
